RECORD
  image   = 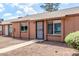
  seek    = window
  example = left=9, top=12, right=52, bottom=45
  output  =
left=48, top=23, right=53, bottom=34
left=53, top=20, right=61, bottom=35
left=21, top=23, right=28, bottom=32
left=47, top=20, right=61, bottom=35
left=53, top=23, right=61, bottom=34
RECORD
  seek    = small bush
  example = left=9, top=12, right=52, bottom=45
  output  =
left=65, top=31, right=79, bottom=50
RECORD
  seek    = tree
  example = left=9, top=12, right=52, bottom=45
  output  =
left=40, top=3, right=60, bottom=12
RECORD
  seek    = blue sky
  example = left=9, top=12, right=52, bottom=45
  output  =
left=0, top=3, right=79, bottom=20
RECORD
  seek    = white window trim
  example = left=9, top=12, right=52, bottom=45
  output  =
left=53, top=20, right=61, bottom=35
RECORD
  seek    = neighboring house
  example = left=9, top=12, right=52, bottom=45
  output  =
left=0, top=19, right=4, bottom=35
left=0, top=20, right=12, bottom=36
left=0, top=7, right=79, bottom=42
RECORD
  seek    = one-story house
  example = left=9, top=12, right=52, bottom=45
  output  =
left=1, top=7, right=79, bottom=42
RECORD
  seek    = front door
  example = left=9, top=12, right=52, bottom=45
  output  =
left=36, top=21, right=44, bottom=39
left=5, top=25, right=9, bottom=36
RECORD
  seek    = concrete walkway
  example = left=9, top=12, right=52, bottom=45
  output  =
left=0, top=40, right=40, bottom=53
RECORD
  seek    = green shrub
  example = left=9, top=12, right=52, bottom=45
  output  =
left=65, top=31, right=79, bottom=50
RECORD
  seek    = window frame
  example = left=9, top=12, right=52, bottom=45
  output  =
left=47, top=23, right=53, bottom=34
left=20, top=23, right=28, bottom=32
left=53, top=20, right=61, bottom=35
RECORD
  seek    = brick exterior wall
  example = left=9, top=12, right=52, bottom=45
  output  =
left=64, top=15, right=79, bottom=38
left=12, top=20, right=63, bottom=42
left=12, top=22, right=21, bottom=38
left=44, top=20, right=47, bottom=40
left=47, top=35, right=62, bottom=41
left=12, top=21, right=36, bottom=40
left=29, top=21, right=36, bottom=39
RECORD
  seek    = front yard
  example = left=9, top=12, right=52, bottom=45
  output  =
left=0, top=39, right=77, bottom=56
left=0, top=36, right=26, bottom=48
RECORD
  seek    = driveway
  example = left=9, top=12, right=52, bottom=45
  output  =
left=0, top=41, right=77, bottom=56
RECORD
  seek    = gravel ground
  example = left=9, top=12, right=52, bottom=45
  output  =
left=0, top=36, right=27, bottom=48
left=0, top=41, right=77, bottom=56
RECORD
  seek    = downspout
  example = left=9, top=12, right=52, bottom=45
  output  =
left=29, top=21, right=30, bottom=40
left=20, top=22, right=21, bottom=39
left=46, top=20, right=48, bottom=41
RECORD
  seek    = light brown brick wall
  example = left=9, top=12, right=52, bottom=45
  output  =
left=29, top=21, right=36, bottom=39
left=12, top=21, right=36, bottom=40
left=47, top=35, right=62, bottom=41
left=12, top=19, right=63, bottom=41
left=12, top=22, right=20, bottom=38
left=44, top=20, right=47, bottom=40
left=64, top=15, right=79, bottom=38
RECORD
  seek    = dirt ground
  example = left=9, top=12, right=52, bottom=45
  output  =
left=0, top=36, right=27, bottom=48
left=0, top=41, right=77, bottom=56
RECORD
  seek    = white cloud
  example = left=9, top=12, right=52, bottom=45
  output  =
left=8, top=16, right=18, bottom=19
left=0, top=4, right=4, bottom=8
left=10, top=3, right=37, bottom=15
left=0, top=4, right=5, bottom=12
left=24, top=3, right=36, bottom=7
left=11, top=3, right=37, bottom=15
left=11, top=3, right=36, bottom=7
left=3, top=13, right=19, bottom=20
left=3, top=13, right=12, bottom=17
left=10, top=3, right=20, bottom=7
left=16, top=10, right=26, bottom=17
left=4, top=15, right=19, bottom=20
left=0, top=9, right=3, bottom=12
left=16, top=10, right=23, bottom=14
left=23, top=7, right=37, bottom=15
left=3, top=12, right=21, bottom=20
